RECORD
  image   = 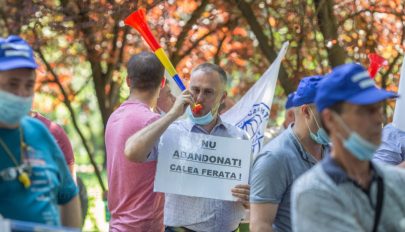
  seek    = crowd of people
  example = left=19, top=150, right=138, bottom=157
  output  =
left=1, top=34, right=405, bottom=232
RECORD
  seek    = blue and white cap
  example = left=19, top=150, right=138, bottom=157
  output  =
left=315, top=63, right=398, bottom=112
left=0, top=35, right=37, bottom=71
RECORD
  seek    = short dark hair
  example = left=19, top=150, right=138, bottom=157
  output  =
left=127, top=52, right=164, bottom=90
left=192, top=63, right=227, bottom=84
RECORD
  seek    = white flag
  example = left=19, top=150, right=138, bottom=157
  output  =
left=393, top=55, right=405, bottom=131
left=222, top=42, right=289, bottom=156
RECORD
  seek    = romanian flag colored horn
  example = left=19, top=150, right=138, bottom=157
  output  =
left=124, top=8, right=202, bottom=113
left=124, top=8, right=185, bottom=91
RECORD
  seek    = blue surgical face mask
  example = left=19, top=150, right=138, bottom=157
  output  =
left=342, top=132, right=379, bottom=160
left=0, top=90, right=33, bottom=125
left=306, top=107, right=330, bottom=145
left=334, top=113, right=379, bottom=160
left=186, top=106, right=214, bottom=125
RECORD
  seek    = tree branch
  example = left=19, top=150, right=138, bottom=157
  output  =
left=33, top=30, right=106, bottom=193
left=234, top=0, right=294, bottom=93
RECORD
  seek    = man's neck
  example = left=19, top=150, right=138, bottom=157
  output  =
left=201, top=115, right=219, bottom=134
left=293, top=122, right=323, bottom=161
left=128, top=89, right=158, bottom=109
left=332, top=141, right=373, bottom=189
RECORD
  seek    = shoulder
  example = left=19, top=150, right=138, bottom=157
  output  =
left=221, top=121, right=249, bottom=139
left=375, top=162, right=405, bottom=182
left=22, top=116, right=52, bottom=137
left=107, top=101, right=160, bottom=131
left=169, top=118, right=189, bottom=131
left=292, top=164, right=333, bottom=195
left=260, top=128, right=299, bottom=159
left=21, top=117, right=60, bottom=153
left=382, top=124, right=405, bottom=144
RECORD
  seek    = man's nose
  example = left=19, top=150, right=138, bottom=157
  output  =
left=196, top=92, right=205, bottom=103
left=15, top=86, right=31, bottom=98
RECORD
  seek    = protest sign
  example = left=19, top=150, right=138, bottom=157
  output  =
left=154, top=129, right=251, bottom=201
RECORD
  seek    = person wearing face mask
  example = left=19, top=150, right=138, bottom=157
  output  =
left=124, top=63, right=250, bottom=232
left=0, top=36, right=80, bottom=227
left=249, top=76, right=329, bottom=232
left=291, top=63, right=405, bottom=232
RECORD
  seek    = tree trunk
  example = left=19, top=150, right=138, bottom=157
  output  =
left=314, top=0, right=347, bottom=67
left=234, top=0, right=295, bottom=94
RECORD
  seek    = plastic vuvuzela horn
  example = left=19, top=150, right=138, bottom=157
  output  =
left=124, top=8, right=185, bottom=91
left=125, top=8, right=203, bottom=113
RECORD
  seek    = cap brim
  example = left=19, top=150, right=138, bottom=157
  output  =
left=348, top=87, right=398, bottom=105
left=0, top=58, right=37, bottom=71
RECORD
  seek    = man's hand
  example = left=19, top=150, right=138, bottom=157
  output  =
left=232, top=184, right=250, bottom=209
left=167, top=90, right=193, bottom=118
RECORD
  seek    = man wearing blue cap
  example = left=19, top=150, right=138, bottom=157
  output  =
left=291, top=63, right=405, bottom=232
left=0, top=35, right=80, bottom=227
left=250, top=76, right=329, bottom=232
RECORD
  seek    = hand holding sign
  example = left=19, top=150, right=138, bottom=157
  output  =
left=232, top=184, right=250, bottom=209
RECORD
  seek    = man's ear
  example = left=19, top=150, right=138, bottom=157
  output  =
left=220, top=91, right=227, bottom=104
left=321, top=109, right=334, bottom=133
left=126, top=77, right=131, bottom=88
left=301, top=105, right=311, bottom=119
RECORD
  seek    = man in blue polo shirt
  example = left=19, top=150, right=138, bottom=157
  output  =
left=250, top=76, right=329, bottom=232
left=0, top=35, right=80, bottom=227
left=292, top=63, right=405, bottom=232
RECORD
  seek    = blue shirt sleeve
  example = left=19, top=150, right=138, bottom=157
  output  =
left=250, top=151, right=288, bottom=203
left=374, top=124, right=405, bottom=165
left=52, top=143, right=78, bottom=204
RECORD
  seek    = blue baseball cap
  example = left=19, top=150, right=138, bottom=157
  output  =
left=0, top=35, right=37, bottom=71
left=315, top=63, right=398, bottom=112
left=285, top=92, right=295, bottom=109
left=292, top=75, right=323, bottom=107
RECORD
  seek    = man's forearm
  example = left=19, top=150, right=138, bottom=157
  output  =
left=60, top=195, right=81, bottom=228
left=125, top=112, right=179, bottom=162
left=250, top=222, right=273, bottom=232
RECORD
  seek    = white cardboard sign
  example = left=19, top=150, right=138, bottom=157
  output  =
left=154, top=129, right=252, bottom=201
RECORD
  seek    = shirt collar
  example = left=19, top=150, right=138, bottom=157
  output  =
left=322, top=155, right=382, bottom=185
left=288, top=124, right=321, bottom=165
left=184, top=116, right=227, bottom=134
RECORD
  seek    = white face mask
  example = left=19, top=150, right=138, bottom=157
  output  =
left=0, top=90, right=33, bottom=125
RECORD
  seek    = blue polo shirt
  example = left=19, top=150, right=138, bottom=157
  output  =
left=374, top=123, right=405, bottom=165
left=250, top=124, right=329, bottom=232
left=0, top=117, right=78, bottom=226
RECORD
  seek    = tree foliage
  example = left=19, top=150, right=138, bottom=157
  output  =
left=0, top=0, right=404, bottom=190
